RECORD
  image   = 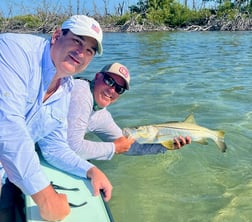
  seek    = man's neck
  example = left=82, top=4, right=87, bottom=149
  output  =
left=43, top=78, right=61, bottom=102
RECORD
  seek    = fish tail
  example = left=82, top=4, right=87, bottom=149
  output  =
left=215, top=130, right=227, bottom=152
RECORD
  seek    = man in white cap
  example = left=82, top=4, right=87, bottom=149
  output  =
left=67, top=62, right=191, bottom=161
left=0, top=15, right=112, bottom=222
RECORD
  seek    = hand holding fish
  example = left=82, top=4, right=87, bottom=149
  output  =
left=173, top=135, right=191, bottom=149
left=114, top=136, right=135, bottom=154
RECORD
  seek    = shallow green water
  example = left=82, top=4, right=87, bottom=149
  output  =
left=80, top=31, right=252, bottom=222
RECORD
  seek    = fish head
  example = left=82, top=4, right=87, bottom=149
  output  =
left=122, top=127, right=135, bottom=138
left=122, top=126, right=145, bottom=138
left=122, top=126, right=154, bottom=140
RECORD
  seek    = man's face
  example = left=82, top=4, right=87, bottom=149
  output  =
left=94, top=73, right=126, bottom=108
left=50, top=29, right=98, bottom=77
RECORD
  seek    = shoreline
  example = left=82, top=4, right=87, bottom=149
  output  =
left=1, top=14, right=252, bottom=34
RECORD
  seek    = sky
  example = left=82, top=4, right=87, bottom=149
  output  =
left=1, top=0, right=139, bottom=17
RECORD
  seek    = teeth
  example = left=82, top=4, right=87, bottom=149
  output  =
left=104, top=91, right=111, bottom=98
left=104, top=92, right=111, bottom=99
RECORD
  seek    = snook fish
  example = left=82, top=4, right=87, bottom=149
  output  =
left=122, top=114, right=227, bottom=152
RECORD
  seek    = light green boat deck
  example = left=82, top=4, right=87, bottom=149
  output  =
left=25, top=160, right=113, bottom=222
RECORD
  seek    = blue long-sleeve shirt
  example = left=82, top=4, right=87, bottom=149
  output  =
left=67, top=79, right=167, bottom=160
left=0, top=33, right=93, bottom=195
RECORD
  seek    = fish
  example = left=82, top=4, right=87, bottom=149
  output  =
left=122, top=114, right=227, bottom=152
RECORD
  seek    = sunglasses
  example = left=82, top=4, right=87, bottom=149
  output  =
left=102, top=73, right=126, bottom=94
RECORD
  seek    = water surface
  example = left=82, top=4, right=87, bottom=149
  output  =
left=80, top=31, right=252, bottom=222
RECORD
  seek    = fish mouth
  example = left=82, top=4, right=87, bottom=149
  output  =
left=122, top=128, right=131, bottom=137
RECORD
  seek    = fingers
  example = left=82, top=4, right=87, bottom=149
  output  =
left=32, top=184, right=70, bottom=221
left=128, top=137, right=135, bottom=143
left=88, top=167, right=113, bottom=202
left=101, top=186, right=113, bottom=202
left=93, top=182, right=112, bottom=202
left=93, top=185, right=100, bottom=197
left=114, top=136, right=135, bottom=154
left=185, top=136, right=191, bottom=144
left=173, top=136, right=191, bottom=149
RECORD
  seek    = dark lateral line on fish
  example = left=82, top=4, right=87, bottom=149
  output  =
left=157, top=126, right=199, bottom=131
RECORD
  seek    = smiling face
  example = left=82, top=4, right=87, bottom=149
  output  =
left=50, top=29, right=97, bottom=78
left=93, top=72, right=126, bottom=108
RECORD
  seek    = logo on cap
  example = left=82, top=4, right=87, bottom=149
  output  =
left=119, top=67, right=129, bottom=78
left=91, top=24, right=100, bottom=34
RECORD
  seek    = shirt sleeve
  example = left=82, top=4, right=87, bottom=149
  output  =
left=38, top=122, right=94, bottom=178
left=124, top=142, right=167, bottom=156
left=67, top=80, right=122, bottom=160
left=0, top=37, right=49, bottom=195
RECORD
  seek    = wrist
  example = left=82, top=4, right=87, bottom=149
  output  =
left=86, top=166, right=97, bottom=179
left=31, top=184, right=56, bottom=207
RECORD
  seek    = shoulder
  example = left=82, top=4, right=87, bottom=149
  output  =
left=73, top=78, right=90, bottom=90
left=71, top=78, right=92, bottom=104
left=0, top=33, right=48, bottom=76
left=0, top=33, right=46, bottom=48
left=94, top=107, right=112, bottom=119
left=0, top=33, right=48, bottom=65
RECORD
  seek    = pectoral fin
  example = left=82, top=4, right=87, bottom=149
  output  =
left=161, top=140, right=175, bottom=150
left=196, top=138, right=208, bottom=145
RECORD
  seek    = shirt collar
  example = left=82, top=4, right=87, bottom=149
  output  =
left=42, top=40, right=57, bottom=92
left=90, top=80, right=103, bottom=111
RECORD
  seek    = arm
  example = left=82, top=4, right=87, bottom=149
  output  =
left=39, top=126, right=95, bottom=178
left=0, top=37, right=49, bottom=195
left=39, top=122, right=113, bottom=200
left=68, top=80, right=123, bottom=160
left=125, top=142, right=167, bottom=155
left=125, top=136, right=191, bottom=156
left=0, top=36, right=72, bottom=221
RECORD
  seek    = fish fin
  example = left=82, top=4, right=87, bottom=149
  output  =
left=215, top=130, right=227, bottom=152
left=196, top=139, right=209, bottom=145
left=161, top=141, right=175, bottom=150
left=184, top=113, right=196, bottom=124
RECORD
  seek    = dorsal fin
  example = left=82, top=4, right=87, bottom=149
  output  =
left=184, top=113, right=196, bottom=124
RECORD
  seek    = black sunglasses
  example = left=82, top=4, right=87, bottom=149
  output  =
left=102, top=73, right=126, bottom=94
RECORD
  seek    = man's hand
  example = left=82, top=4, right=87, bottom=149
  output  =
left=173, top=136, right=191, bottom=149
left=114, top=136, right=135, bottom=154
left=32, top=184, right=70, bottom=221
left=87, top=166, right=113, bottom=202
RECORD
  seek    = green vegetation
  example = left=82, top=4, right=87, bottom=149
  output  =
left=0, top=0, right=251, bottom=32
left=128, top=0, right=252, bottom=27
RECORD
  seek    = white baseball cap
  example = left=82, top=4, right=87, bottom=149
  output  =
left=101, top=62, right=130, bottom=90
left=62, top=15, right=103, bottom=55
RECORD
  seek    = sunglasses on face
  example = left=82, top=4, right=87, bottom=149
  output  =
left=102, top=73, right=126, bottom=94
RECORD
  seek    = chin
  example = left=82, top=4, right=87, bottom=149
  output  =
left=98, top=100, right=109, bottom=108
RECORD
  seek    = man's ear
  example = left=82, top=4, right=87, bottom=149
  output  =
left=51, top=28, right=62, bottom=44
left=95, top=72, right=102, bottom=80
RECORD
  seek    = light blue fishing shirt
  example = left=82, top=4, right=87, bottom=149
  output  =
left=0, top=33, right=93, bottom=195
